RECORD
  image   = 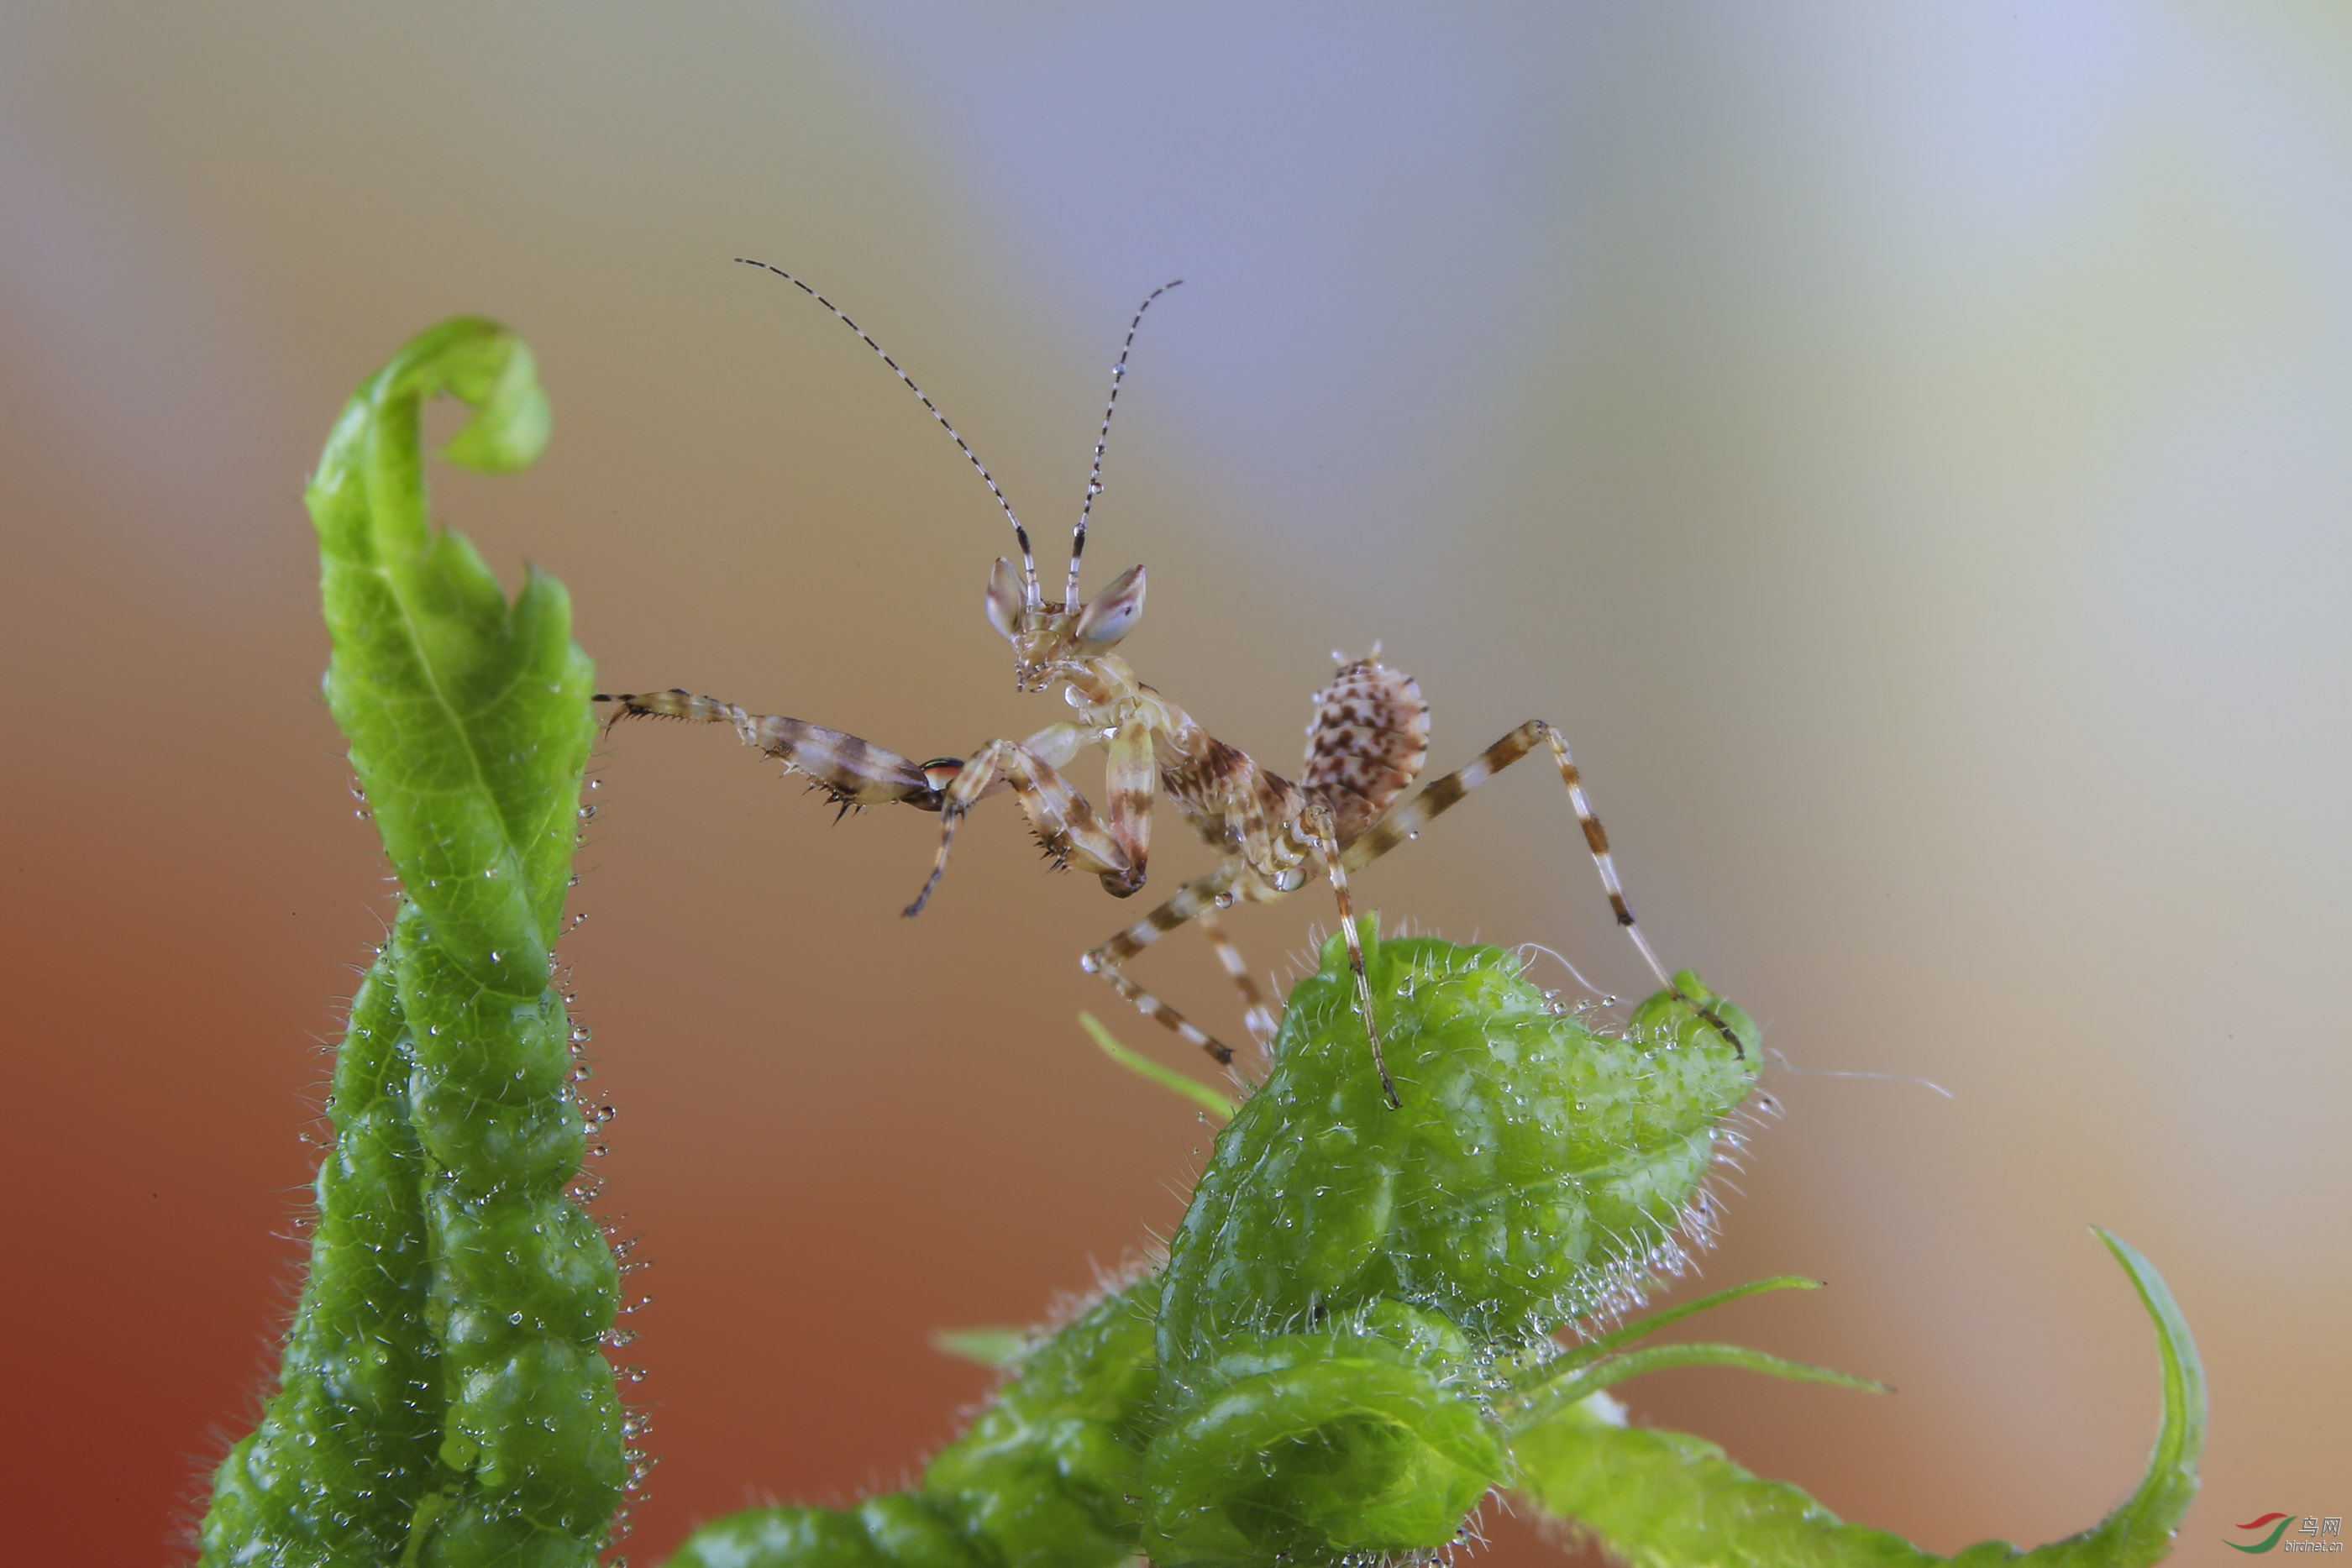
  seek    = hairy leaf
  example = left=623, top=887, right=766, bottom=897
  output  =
left=1510, top=1230, right=2204, bottom=1568
left=653, top=929, right=2197, bottom=1568
left=669, top=1280, right=1163, bottom=1568
left=1138, top=926, right=1758, bottom=1563
left=202, top=318, right=620, bottom=1567
left=1158, top=926, right=1759, bottom=1360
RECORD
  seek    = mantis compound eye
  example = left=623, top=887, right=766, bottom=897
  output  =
left=1074, top=564, right=1146, bottom=650
left=984, top=556, right=1026, bottom=641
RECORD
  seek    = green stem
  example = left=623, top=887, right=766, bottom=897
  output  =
left=202, top=319, right=620, bottom=1568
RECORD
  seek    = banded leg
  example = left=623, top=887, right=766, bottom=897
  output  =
left=1082, top=868, right=1246, bottom=1068
left=1338, top=720, right=1743, bottom=1057
left=1102, top=715, right=1155, bottom=871
left=1195, top=908, right=1279, bottom=1051
left=905, top=737, right=1144, bottom=916
left=1305, top=802, right=1400, bottom=1109
left=594, top=689, right=946, bottom=810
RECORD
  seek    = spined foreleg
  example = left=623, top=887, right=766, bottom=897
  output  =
left=904, top=725, right=1150, bottom=916
left=594, top=688, right=948, bottom=810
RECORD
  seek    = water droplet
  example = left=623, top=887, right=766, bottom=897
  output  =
left=589, top=1143, right=609, bottom=1158
left=577, top=803, right=598, bottom=822
left=508, top=1310, right=524, bottom=1325
left=1214, top=891, right=1234, bottom=910
left=570, top=1025, right=592, bottom=1045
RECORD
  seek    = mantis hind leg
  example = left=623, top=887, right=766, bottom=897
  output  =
left=1303, top=803, right=1400, bottom=1109
left=1082, top=868, right=1247, bottom=1070
left=1196, top=908, right=1278, bottom=1051
left=1337, top=719, right=1743, bottom=1057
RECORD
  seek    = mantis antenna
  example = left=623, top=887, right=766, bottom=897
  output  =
left=734, top=256, right=1042, bottom=609
left=1068, top=279, right=1183, bottom=608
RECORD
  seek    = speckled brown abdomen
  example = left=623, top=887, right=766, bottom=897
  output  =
left=1302, top=656, right=1429, bottom=842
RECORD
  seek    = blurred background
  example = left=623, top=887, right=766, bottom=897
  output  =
left=3, top=3, right=2347, bottom=1562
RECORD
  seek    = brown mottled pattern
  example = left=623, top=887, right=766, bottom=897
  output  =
left=1162, top=736, right=1308, bottom=876
left=1302, top=658, right=1429, bottom=842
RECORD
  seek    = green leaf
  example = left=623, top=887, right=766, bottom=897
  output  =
left=672, top=1281, right=1164, bottom=1568
left=1141, top=1302, right=1507, bottom=1568
left=1965, top=1229, right=2207, bottom=1568
left=1507, top=1340, right=1887, bottom=1434
left=650, top=926, right=2202, bottom=1568
left=1567, top=1275, right=1827, bottom=1366
left=929, top=1326, right=1031, bottom=1370
left=663, top=931, right=1768, bottom=1568
left=202, top=318, right=620, bottom=1567
left=1158, top=926, right=1760, bottom=1362
left=1079, top=1011, right=1236, bottom=1120
left=1509, top=1229, right=2205, bottom=1568
left=1140, top=930, right=1758, bottom=1565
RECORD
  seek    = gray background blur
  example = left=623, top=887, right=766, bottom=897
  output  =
left=3, top=4, right=2345, bottom=1563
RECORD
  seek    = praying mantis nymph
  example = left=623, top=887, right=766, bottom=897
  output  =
left=596, top=262, right=1740, bottom=1104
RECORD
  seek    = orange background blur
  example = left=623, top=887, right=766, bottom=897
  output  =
left=3, top=6, right=2347, bottom=1564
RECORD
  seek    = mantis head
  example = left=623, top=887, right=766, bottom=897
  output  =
left=986, top=557, right=1146, bottom=691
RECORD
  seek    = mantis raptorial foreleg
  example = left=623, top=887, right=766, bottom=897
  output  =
left=594, top=688, right=942, bottom=810
left=905, top=721, right=1151, bottom=917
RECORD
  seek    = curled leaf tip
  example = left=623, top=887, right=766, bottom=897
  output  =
left=439, top=332, right=549, bottom=473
